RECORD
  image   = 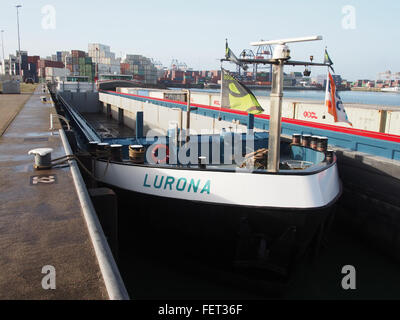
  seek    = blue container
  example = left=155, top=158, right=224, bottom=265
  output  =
left=137, top=90, right=149, bottom=97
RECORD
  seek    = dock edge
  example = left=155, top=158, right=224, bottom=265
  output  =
left=59, top=128, right=129, bottom=300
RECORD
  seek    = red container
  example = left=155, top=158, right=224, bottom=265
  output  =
left=28, top=55, right=40, bottom=64
left=71, top=50, right=86, bottom=58
left=38, top=60, right=64, bottom=69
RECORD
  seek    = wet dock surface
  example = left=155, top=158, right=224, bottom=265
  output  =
left=0, top=88, right=107, bottom=299
left=0, top=93, right=33, bottom=136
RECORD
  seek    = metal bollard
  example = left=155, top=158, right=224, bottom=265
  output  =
left=28, top=148, right=54, bottom=170
left=301, top=134, right=311, bottom=147
left=110, top=144, right=123, bottom=162
left=291, top=133, right=301, bottom=145
left=317, top=137, right=328, bottom=152
left=88, top=141, right=100, bottom=155
left=310, top=136, right=319, bottom=150
left=198, top=156, right=207, bottom=169
left=326, top=149, right=334, bottom=163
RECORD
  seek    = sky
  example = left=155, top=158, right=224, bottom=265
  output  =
left=0, top=0, right=399, bottom=81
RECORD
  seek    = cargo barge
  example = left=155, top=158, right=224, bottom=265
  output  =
left=54, top=90, right=341, bottom=276
left=50, top=36, right=347, bottom=277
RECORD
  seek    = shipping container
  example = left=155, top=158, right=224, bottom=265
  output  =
left=137, top=90, right=149, bottom=97
left=71, top=50, right=86, bottom=58
left=164, top=92, right=187, bottom=102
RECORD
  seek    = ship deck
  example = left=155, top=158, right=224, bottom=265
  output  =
left=83, top=112, right=135, bottom=139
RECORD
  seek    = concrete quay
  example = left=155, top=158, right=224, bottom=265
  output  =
left=0, top=87, right=127, bottom=299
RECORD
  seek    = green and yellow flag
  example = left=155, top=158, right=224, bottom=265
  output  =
left=221, top=68, right=264, bottom=115
left=324, top=48, right=335, bottom=73
left=225, top=39, right=248, bottom=71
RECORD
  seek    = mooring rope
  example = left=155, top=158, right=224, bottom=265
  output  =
left=50, top=152, right=111, bottom=181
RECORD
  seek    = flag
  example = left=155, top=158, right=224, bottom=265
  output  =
left=324, top=48, right=335, bottom=73
left=225, top=40, right=248, bottom=71
left=325, top=72, right=352, bottom=126
left=221, top=68, right=264, bottom=115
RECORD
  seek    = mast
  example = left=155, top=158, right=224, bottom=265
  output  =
left=219, top=39, right=228, bottom=120
left=250, top=36, right=323, bottom=173
left=267, top=60, right=284, bottom=172
left=221, top=36, right=328, bottom=172
left=219, top=62, right=223, bottom=120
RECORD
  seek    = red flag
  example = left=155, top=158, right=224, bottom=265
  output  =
left=325, top=72, right=352, bottom=126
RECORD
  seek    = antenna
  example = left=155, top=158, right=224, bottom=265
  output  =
left=250, top=35, right=322, bottom=46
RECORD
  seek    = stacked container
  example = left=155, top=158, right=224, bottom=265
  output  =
left=64, top=51, right=95, bottom=81
left=122, top=54, right=158, bottom=84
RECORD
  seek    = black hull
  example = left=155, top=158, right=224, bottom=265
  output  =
left=106, top=183, right=337, bottom=278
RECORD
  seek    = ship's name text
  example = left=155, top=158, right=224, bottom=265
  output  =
left=143, top=174, right=211, bottom=194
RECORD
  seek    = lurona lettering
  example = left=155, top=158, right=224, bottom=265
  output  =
left=143, top=174, right=211, bottom=194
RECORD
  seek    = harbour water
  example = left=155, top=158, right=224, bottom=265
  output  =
left=118, top=201, right=400, bottom=300
left=188, top=88, right=400, bottom=107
